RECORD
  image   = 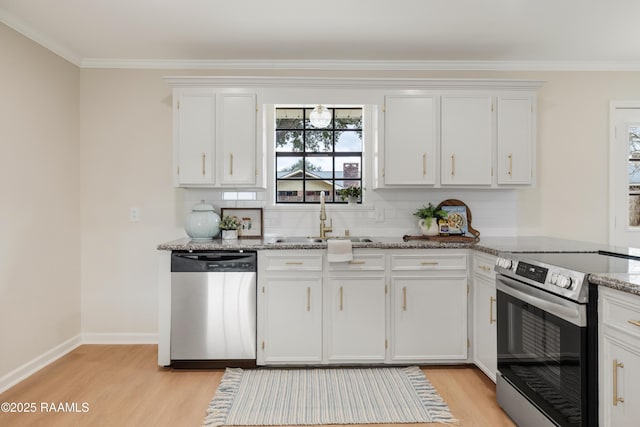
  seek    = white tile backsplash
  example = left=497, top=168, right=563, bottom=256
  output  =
left=180, top=187, right=518, bottom=238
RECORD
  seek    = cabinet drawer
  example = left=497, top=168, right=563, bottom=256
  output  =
left=390, top=252, right=467, bottom=271
left=473, top=252, right=497, bottom=280
left=262, top=252, right=323, bottom=272
left=601, top=288, right=640, bottom=339
left=328, top=252, right=385, bottom=271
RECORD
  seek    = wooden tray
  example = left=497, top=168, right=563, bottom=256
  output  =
left=404, top=199, right=481, bottom=243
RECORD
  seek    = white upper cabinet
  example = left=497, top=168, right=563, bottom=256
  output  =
left=171, top=87, right=262, bottom=188
left=174, top=90, right=216, bottom=186
left=496, top=95, right=534, bottom=185
left=383, top=95, right=437, bottom=185
left=219, top=93, right=258, bottom=185
left=440, top=95, right=493, bottom=186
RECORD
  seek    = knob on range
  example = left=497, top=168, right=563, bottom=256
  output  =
left=496, top=257, right=514, bottom=270
left=550, top=273, right=573, bottom=289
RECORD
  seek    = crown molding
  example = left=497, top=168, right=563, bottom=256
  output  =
left=82, top=58, right=640, bottom=71
left=0, top=10, right=81, bottom=66
left=163, top=76, right=546, bottom=91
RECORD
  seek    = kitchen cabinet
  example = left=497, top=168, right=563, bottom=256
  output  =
left=326, top=252, right=387, bottom=363
left=174, top=90, right=216, bottom=186
left=599, top=287, right=640, bottom=427
left=382, top=95, right=437, bottom=185
left=472, top=252, right=497, bottom=382
left=440, top=95, right=493, bottom=186
left=497, top=95, right=534, bottom=185
left=171, top=88, right=262, bottom=188
left=257, top=251, right=323, bottom=364
left=389, top=251, right=468, bottom=362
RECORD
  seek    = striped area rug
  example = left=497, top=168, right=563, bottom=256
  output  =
left=203, top=366, right=457, bottom=426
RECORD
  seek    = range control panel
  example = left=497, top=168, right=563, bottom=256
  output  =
left=516, top=262, right=548, bottom=284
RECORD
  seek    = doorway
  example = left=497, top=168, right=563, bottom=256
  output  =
left=610, top=101, right=640, bottom=248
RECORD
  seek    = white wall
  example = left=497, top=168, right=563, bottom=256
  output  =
left=0, top=24, right=81, bottom=379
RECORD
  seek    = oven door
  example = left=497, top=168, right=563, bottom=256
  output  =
left=496, top=274, right=588, bottom=427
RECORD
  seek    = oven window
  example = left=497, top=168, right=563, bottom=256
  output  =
left=497, top=289, right=587, bottom=427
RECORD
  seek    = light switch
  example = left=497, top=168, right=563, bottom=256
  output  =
left=129, top=207, right=140, bottom=222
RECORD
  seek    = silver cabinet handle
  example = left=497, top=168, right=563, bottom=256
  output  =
left=201, top=153, right=206, bottom=176
left=402, top=286, right=407, bottom=311
left=230, top=153, right=233, bottom=175
left=490, top=297, right=496, bottom=324
left=339, top=286, right=344, bottom=311
left=423, top=153, right=427, bottom=176
left=306, top=287, right=311, bottom=311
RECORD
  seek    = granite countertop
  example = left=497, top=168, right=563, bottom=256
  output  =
left=157, top=235, right=640, bottom=297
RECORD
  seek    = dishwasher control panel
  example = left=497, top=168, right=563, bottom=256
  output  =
left=171, top=251, right=257, bottom=272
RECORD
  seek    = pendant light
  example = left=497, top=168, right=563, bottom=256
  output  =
left=309, top=105, right=332, bottom=128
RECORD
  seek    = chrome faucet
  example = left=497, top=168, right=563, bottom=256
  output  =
left=319, top=192, right=333, bottom=239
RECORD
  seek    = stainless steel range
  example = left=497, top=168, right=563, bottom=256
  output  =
left=493, top=251, right=626, bottom=427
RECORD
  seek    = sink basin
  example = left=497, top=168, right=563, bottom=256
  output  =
left=268, top=236, right=376, bottom=244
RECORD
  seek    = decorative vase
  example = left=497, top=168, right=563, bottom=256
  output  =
left=347, top=196, right=358, bottom=204
left=221, top=229, right=238, bottom=240
left=185, top=200, right=220, bottom=240
left=418, top=218, right=439, bottom=236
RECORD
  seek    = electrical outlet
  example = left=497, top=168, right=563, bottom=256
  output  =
left=129, top=207, right=140, bottom=222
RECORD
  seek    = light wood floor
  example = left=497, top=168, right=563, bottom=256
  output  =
left=0, top=345, right=515, bottom=427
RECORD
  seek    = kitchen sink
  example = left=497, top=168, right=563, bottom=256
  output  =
left=268, top=236, right=376, bottom=244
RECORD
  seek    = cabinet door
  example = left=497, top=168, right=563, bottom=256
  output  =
left=473, top=275, right=497, bottom=382
left=176, top=92, right=215, bottom=186
left=601, top=332, right=640, bottom=427
left=219, top=93, right=257, bottom=185
left=497, top=95, right=533, bottom=185
left=440, top=95, right=493, bottom=185
left=326, top=276, right=386, bottom=363
left=261, top=277, right=322, bottom=364
left=383, top=95, right=437, bottom=185
left=391, top=275, right=468, bottom=361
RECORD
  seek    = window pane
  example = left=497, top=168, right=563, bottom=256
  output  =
left=630, top=192, right=640, bottom=226
left=306, top=183, right=334, bottom=202
left=335, top=180, right=362, bottom=202
left=335, top=109, right=362, bottom=130
left=335, top=130, right=362, bottom=152
left=305, top=108, right=333, bottom=129
left=276, top=181, right=303, bottom=203
left=306, top=157, right=333, bottom=175
left=629, top=127, right=640, bottom=158
left=277, top=156, right=303, bottom=176
left=276, top=130, right=303, bottom=152
left=276, top=108, right=303, bottom=129
left=336, top=157, right=361, bottom=179
left=305, top=131, right=333, bottom=152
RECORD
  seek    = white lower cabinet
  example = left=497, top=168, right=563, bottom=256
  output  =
left=258, top=249, right=469, bottom=365
left=326, top=276, right=386, bottom=362
left=257, top=251, right=323, bottom=364
left=599, top=287, right=640, bottom=427
left=389, top=251, right=468, bottom=362
left=472, top=252, right=497, bottom=382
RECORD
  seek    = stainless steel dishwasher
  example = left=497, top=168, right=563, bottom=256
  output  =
left=170, top=251, right=256, bottom=368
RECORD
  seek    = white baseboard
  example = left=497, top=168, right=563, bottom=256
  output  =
left=0, top=333, right=159, bottom=394
left=81, top=332, right=158, bottom=344
left=0, top=335, right=82, bottom=394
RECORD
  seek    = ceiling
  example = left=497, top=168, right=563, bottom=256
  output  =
left=2, top=0, right=640, bottom=70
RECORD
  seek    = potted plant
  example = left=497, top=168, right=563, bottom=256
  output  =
left=413, top=203, right=448, bottom=236
left=219, top=215, right=241, bottom=240
left=337, top=185, right=363, bottom=204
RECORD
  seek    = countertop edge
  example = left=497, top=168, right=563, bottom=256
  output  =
left=588, top=274, right=640, bottom=297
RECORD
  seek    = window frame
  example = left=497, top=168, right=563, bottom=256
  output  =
left=274, top=106, right=364, bottom=205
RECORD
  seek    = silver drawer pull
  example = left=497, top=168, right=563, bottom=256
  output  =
left=285, top=261, right=303, bottom=265
left=421, top=261, right=439, bottom=266
left=348, top=260, right=366, bottom=265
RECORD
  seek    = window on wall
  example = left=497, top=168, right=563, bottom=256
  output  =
left=275, top=107, right=363, bottom=204
left=629, top=126, right=640, bottom=226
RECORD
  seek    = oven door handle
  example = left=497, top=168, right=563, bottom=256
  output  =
left=496, top=275, right=587, bottom=327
